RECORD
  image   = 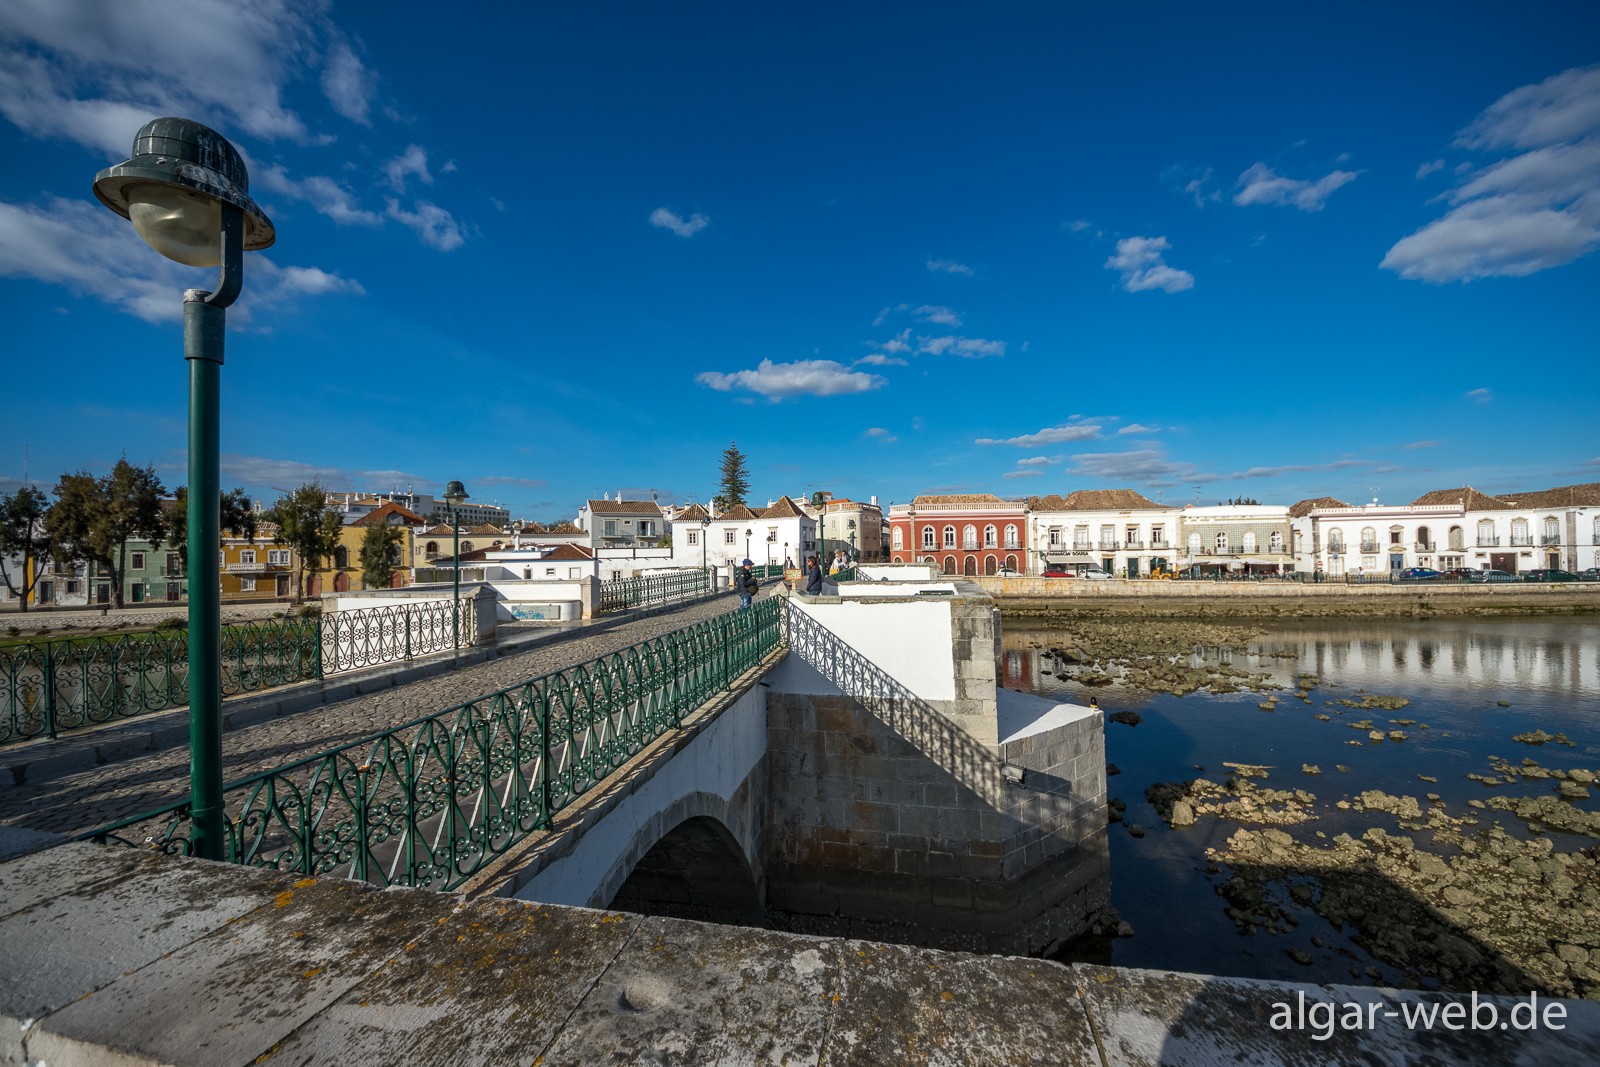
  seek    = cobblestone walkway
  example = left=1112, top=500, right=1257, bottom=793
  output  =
left=0, top=587, right=775, bottom=838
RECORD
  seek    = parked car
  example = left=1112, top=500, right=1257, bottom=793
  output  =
left=1397, top=567, right=1441, bottom=581
left=1042, top=565, right=1072, bottom=578
left=1579, top=568, right=1600, bottom=582
left=1521, top=569, right=1579, bottom=582
left=994, top=565, right=1021, bottom=577
left=1440, top=568, right=1477, bottom=581
left=1079, top=567, right=1117, bottom=580
left=1466, top=569, right=1517, bottom=582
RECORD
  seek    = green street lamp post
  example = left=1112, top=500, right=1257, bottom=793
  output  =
left=848, top=518, right=857, bottom=562
left=443, top=480, right=469, bottom=650
left=700, top=514, right=710, bottom=579
left=94, top=117, right=274, bottom=862
left=744, top=528, right=752, bottom=564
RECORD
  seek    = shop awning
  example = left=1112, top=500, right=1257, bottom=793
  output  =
left=1042, top=552, right=1097, bottom=563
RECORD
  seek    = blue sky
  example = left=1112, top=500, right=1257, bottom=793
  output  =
left=2, top=2, right=1597, bottom=523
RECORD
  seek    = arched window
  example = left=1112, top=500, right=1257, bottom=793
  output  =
left=461, top=541, right=475, bottom=553
left=1327, top=528, right=1345, bottom=552
left=1448, top=526, right=1464, bottom=551
left=1269, top=530, right=1283, bottom=553
left=334, top=546, right=349, bottom=569
left=962, top=524, right=978, bottom=550
left=1511, top=518, right=1529, bottom=546
left=942, top=525, right=956, bottom=549
left=425, top=541, right=439, bottom=557
left=1360, top=527, right=1377, bottom=552
left=1214, top=531, right=1229, bottom=553
left=1004, top=524, right=1019, bottom=549
left=1542, top=516, right=1559, bottom=544
left=921, top=526, right=935, bottom=550
left=892, top=528, right=903, bottom=550
left=1187, top=532, right=1202, bottom=553
left=983, top=524, right=997, bottom=548
left=1242, top=531, right=1257, bottom=552
left=1476, top=520, right=1494, bottom=546
left=1416, top=526, right=1431, bottom=550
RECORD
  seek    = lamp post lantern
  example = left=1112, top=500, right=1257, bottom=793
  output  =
left=443, top=480, right=469, bottom=650
left=93, top=117, right=273, bottom=862
left=744, top=528, right=752, bottom=564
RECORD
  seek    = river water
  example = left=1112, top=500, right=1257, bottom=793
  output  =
left=1004, top=615, right=1600, bottom=988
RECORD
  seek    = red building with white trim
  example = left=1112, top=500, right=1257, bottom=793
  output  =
left=887, top=494, right=1028, bottom=576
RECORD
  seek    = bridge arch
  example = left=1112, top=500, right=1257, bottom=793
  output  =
left=604, top=804, right=765, bottom=926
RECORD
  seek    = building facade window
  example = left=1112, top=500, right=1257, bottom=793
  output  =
left=1242, top=531, right=1257, bottom=553
left=1328, top=528, right=1345, bottom=552
left=687, top=530, right=698, bottom=546
left=1477, top=520, right=1495, bottom=546
left=984, top=524, right=997, bottom=548
left=1269, top=530, right=1283, bottom=553
left=962, top=525, right=978, bottom=550
left=1510, top=519, right=1530, bottom=546
left=240, top=549, right=255, bottom=564
left=922, top=526, right=935, bottom=550
left=724, top=530, right=736, bottom=545
left=892, top=528, right=904, bottom=550
left=1214, top=531, right=1229, bottom=553
left=240, top=578, right=256, bottom=592
left=131, top=551, right=146, bottom=570
left=1360, top=527, right=1377, bottom=552
left=942, top=525, right=956, bottom=549
left=1449, top=526, right=1464, bottom=551
left=1004, top=524, right=1019, bottom=549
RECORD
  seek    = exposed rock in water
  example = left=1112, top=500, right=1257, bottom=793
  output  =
left=1108, top=710, right=1142, bottom=727
left=1512, top=729, right=1576, bottom=747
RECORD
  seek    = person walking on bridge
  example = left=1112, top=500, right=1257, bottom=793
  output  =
left=803, top=555, right=824, bottom=596
left=737, top=558, right=757, bottom=610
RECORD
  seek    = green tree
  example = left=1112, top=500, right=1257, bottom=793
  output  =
left=359, top=524, right=405, bottom=590
left=714, top=441, right=751, bottom=511
left=163, top=486, right=260, bottom=569
left=269, top=483, right=342, bottom=601
left=45, top=459, right=167, bottom=609
left=0, top=486, right=52, bottom=612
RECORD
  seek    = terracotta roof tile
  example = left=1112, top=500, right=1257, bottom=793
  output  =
left=1408, top=487, right=1512, bottom=510
left=1496, top=482, right=1600, bottom=508
left=717, top=504, right=760, bottom=520
left=350, top=501, right=426, bottom=526
left=584, top=499, right=664, bottom=516
left=1289, top=496, right=1350, bottom=518
left=756, top=495, right=806, bottom=518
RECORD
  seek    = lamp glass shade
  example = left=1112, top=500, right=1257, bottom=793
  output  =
left=126, top=184, right=224, bottom=267
left=443, top=480, right=469, bottom=507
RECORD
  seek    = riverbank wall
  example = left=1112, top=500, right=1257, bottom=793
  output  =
left=970, top=578, right=1600, bottom=618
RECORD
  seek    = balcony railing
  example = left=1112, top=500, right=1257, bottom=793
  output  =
left=1509, top=536, right=1533, bottom=547
left=1359, top=542, right=1379, bottom=553
left=1478, top=537, right=1501, bottom=547
left=1540, top=535, right=1562, bottom=546
left=1414, top=542, right=1436, bottom=552
left=1097, top=541, right=1120, bottom=551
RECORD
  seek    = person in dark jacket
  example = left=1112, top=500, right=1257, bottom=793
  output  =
left=803, top=555, right=824, bottom=596
left=737, top=558, right=756, bottom=609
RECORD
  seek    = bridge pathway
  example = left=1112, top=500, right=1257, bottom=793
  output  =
left=0, top=584, right=774, bottom=840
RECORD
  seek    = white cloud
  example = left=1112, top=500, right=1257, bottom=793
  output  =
left=259, top=165, right=382, bottom=226
left=926, top=258, right=974, bottom=276
left=1118, top=423, right=1161, bottom=435
left=913, top=304, right=963, bottom=327
left=260, top=262, right=365, bottom=298
left=382, top=144, right=433, bottom=193
left=865, top=427, right=897, bottom=443
left=1065, top=449, right=1211, bottom=486
left=1467, top=387, right=1493, bottom=403
left=1065, top=219, right=1093, bottom=233
left=650, top=207, right=709, bottom=238
left=976, top=422, right=1101, bottom=447
left=320, top=38, right=375, bottom=125
left=856, top=353, right=908, bottom=367
left=386, top=198, right=465, bottom=251
left=1104, top=236, right=1194, bottom=294
left=1383, top=65, right=1600, bottom=282
left=696, top=359, right=886, bottom=401
left=1233, top=162, right=1360, bottom=211
left=0, top=0, right=339, bottom=152
left=879, top=329, right=912, bottom=353
left=918, top=335, right=1006, bottom=358
left=1002, top=470, right=1045, bottom=479
left=1016, top=456, right=1054, bottom=467
left=1416, top=159, right=1446, bottom=179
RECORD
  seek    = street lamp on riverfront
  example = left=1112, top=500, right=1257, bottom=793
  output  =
left=443, top=480, right=469, bottom=650
left=847, top=518, right=857, bottom=562
left=94, top=117, right=274, bottom=862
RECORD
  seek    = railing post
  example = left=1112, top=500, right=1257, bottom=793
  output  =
left=353, top=764, right=370, bottom=884
left=313, top=610, right=324, bottom=680
left=540, top=694, right=553, bottom=829
left=44, top=642, right=57, bottom=740
left=404, top=603, right=412, bottom=661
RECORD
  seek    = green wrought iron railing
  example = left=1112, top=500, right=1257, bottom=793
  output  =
left=79, top=597, right=784, bottom=892
left=598, top=568, right=712, bottom=613
left=1, top=599, right=474, bottom=746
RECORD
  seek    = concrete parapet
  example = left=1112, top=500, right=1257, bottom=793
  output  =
left=3, top=842, right=1596, bottom=1066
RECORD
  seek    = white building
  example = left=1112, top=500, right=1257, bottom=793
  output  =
left=1026, top=490, right=1181, bottom=577
left=575, top=496, right=666, bottom=552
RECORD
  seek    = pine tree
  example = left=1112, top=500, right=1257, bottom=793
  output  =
left=714, top=441, right=750, bottom=511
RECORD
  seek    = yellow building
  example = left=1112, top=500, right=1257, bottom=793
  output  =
left=220, top=529, right=296, bottom=602
left=309, top=501, right=427, bottom=594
